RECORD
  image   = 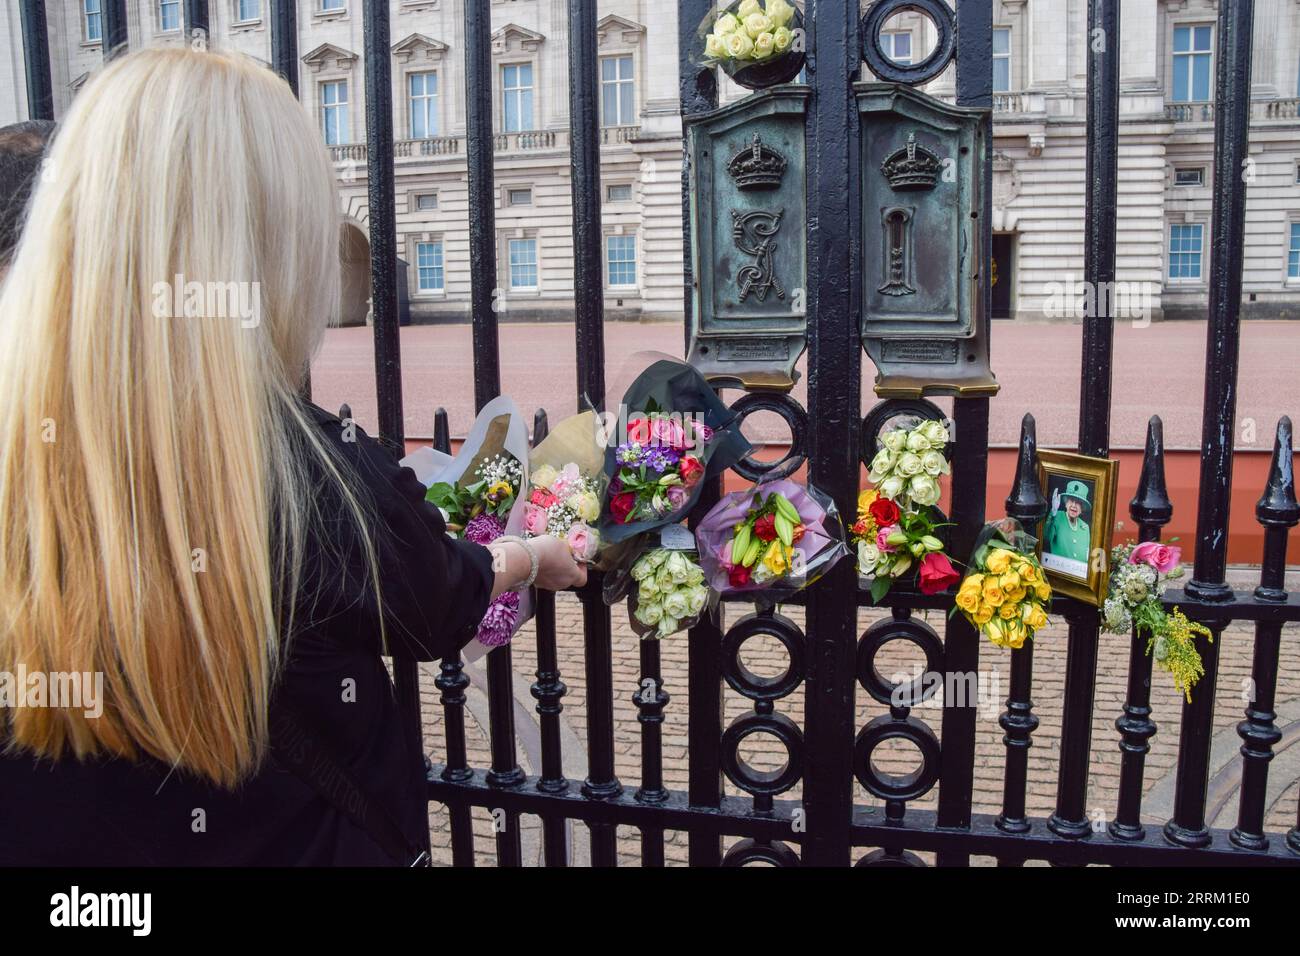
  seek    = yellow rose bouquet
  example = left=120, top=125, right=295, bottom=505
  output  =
left=953, top=518, right=1052, bottom=649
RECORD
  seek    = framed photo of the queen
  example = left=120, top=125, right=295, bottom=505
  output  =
left=1036, top=450, right=1119, bottom=605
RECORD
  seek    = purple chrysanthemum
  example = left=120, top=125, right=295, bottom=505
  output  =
left=464, top=512, right=505, bottom=544
left=476, top=590, right=521, bottom=647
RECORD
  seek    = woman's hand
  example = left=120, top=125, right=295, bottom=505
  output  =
left=529, top=535, right=588, bottom=591
left=488, top=535, right=587, bottom=599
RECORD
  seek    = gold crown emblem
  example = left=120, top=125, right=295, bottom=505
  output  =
left=881, top=132, right=940, bottom=191
left=727, top=133, right=787, bottom=190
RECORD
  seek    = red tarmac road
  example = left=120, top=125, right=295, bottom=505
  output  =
left=311, top=318, right=1300, bottom=564
left=311, top=318, right=1298, bottom=450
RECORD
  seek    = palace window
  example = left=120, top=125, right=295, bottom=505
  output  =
left=881, top=32, right=912, bottom=66
left=321, top=80, right=349, bottom=146
left=502, top=64, right=534, bottom=133
left=600, top=56, right=635, bottom=126
left=416, top=241, right=445, bottom=292
left=85, top=1, right=102, bottom=42
left=409, top=72, right=439, bottom=139
left=1172, top=25, right=1213, bottom=103
left=508, top=238, right=538, bottom=290
left=1168, top=223, right=1204, bottom=281
left=159, top=0, right=181, bottom=32
left=993, top=28, right=1011, bottom=92
left=607, top=235, right=637, bottom=288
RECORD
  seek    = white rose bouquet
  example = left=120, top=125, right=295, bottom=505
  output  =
left=626, top=547, right=712, bottom=640
left=699, top=0, right=803, bottom=80
left=866, top=418, right=951, bottom=510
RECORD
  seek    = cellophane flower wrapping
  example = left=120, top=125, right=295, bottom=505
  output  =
left=696, top=479, right=849, bottom=601
left=694, top=0, right=802, bottom=67
left=953, top=518, right=1052, bottom=650
left=600, top=358, right=751, bottom=546
left=602, top=528, right=716, bottom=640
left=399, top=396, right=534, bottom=659
left=524, top=409, right=608, bottom=564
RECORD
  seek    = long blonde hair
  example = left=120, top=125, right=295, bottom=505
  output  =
left=0, top=48, right=378, bottom=788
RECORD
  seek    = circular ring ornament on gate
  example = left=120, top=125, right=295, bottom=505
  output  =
left=860, top=397, right=951, bottom=470
left=854, top=847, right=928, bottom=868
left=853, top=713, right=941, bottom=801
left=860, top=0, right=957, bottom=86
left=723, top=612, right=805, bottom=702
left=722, top=838, right=802, bottom=867
left=722, top=711, right=804, bottom=797
left=856, top=614, right=944, bottom=708
left=728, top=392, right=809, bottom=482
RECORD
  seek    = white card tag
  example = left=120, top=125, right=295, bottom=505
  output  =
left=659, top=524, right=696, bottom=551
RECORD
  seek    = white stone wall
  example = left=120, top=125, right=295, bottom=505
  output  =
left=5, top=0, right=1300, bottom=323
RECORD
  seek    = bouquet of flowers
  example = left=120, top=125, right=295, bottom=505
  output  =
left=627, top=547, right=712, bottom=640
left=696, top=479, right=848, bottom=597
left=608, top=408, right=712, bottom=526
left=856, top=417, right=960, bottom=601
left=853, top=489, right=960, bottom=600
left=523, top=409, right=608, bottom=564
left=601, top=358, right=751, bottom=545
left=953, top=518, right=1052, bottom=650
left=865, top=418, right=951, bottom=509
left=603, top=527, right=715, bottom=640
left=1101, top=540, right=1212, bottom=702
left=702, top=0, right=799, bottom=64
left=400, top=396, right=534, bottom=653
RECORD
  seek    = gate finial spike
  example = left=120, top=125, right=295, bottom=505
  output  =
left=1005, top=413, right=1048, bottom=527
left=1130, top=415, right=1173, bottom=528
left=1257, top=416, right=1300, bottom=527
left=433, top=407, right=450, bottom=455
left=533, top=408, right=549, bottom=448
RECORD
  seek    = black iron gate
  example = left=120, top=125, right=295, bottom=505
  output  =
left=18, top=0, right=1299, bottom=866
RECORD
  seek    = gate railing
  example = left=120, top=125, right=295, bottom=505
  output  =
left=17, top=0, right=1298, bottom=866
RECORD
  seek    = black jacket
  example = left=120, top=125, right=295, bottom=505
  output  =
left=0, top=404, right=494, bottom=865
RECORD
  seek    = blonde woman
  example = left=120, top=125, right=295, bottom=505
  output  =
left=0, top=48, right=584, bottom=865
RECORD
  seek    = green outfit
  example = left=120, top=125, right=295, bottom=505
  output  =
left=1045, top=509, right=1090, bottom=563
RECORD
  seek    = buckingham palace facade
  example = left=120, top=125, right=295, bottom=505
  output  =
left=3, top=0, right=1300, bottom=323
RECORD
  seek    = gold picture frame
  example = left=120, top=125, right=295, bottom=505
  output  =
left=1035, top=450, right=1119, bottom=606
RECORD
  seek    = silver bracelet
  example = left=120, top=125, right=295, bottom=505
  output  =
left=494, top=535, right=539, bottom=589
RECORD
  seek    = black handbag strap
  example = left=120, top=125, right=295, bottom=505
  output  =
left=270, top=702, right=430, bottom=867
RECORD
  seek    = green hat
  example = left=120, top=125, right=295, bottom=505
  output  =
left=1062, top=480, right=1091, bottom=507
